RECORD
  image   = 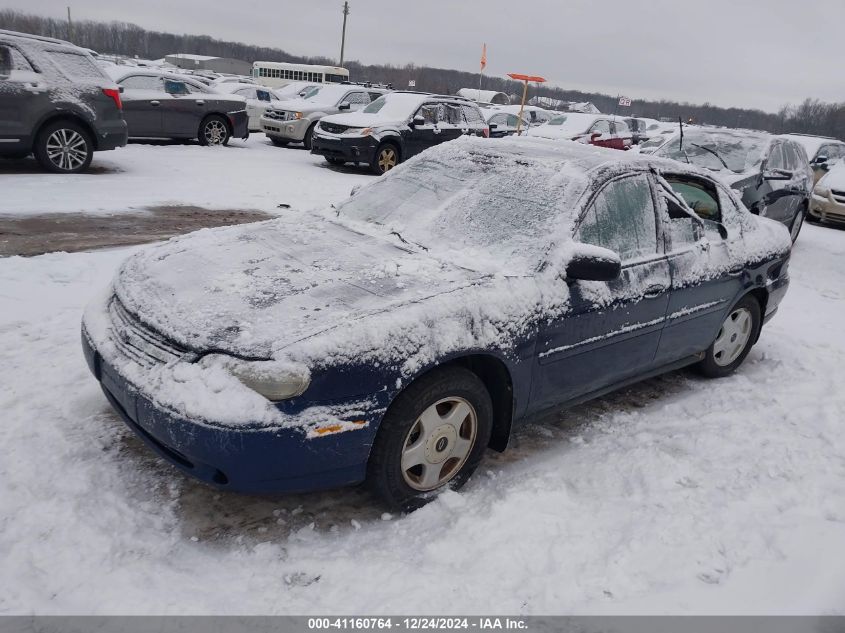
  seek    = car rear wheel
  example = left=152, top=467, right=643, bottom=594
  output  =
left=198, top=115, right=230, bottom=146
left=34, top=120, right=93, bottom=174
left=371, top=143, right=399, bottom=175
left=697, top=295, right=761, bottom=378
left=789, top=205, right=805, bottom=242
left=367, top=366, right=493, bottom=511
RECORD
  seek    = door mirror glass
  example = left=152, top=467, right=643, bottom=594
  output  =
left=565, top=244, right=622, bottom=282
left=338, top=101, right=351, bottom=110
left=813, top=154, right=829, bottom=165
left=164, top=79, right=189, bottom=96
left=411, top=114, right=426, bottom=127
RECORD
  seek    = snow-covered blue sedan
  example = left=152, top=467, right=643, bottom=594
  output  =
left=82, top=137, right=791, bottom=510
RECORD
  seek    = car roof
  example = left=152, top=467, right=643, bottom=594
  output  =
left=424, top=135, right=722, bottom=184
left=781, top=133, right=845, bottom=158
left=0, top=29, right=77, bottom=48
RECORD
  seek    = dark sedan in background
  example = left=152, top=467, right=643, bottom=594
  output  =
left=110, top=70, right=248, bottom=145
left=655, top=128, right=813, bottom=242
left=82, top=138, right=791, bottom=511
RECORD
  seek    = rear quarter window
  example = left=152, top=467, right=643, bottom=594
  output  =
left=45, top=50, right=107, bottom=81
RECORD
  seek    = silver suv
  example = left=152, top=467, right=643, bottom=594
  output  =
left=0, top=30, right=127, bottom=173
left=260, top=83, right=390, bottom=149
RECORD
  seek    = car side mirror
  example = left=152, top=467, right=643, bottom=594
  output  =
left=565, top=244, right=622, bottom=282
left=411, top=115, right=426, bottom=127
left=591, top=132, right=602, bottom=140
left=814, top=154, right=829, bottom=165
left=338, top=101, right=351, bottom=111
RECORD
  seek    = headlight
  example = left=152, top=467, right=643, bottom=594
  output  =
left=229, top=362, right=311, bottom=401
left=294, top=112, right=303, bottom=120
left=360, top=127, right=373, bottom=136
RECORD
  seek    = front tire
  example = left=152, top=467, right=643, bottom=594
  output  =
left=367, top=366, right=493, bottom=511
left=303, top=123, right=317, bottom=150
left=697, top=295, right=761, bottom=378
left=34, top=120, right=93, bottom=173
left=371, top=143, right=399, bottom=175
left=198, top=115, right=230, bottom=146
left=789, top=205, right=805, bottom=242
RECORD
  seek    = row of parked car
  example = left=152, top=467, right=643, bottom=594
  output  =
left=3, top=28, right=845, bottom=233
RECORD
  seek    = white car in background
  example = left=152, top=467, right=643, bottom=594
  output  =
left=214, top=82, right=288, bottom=131
left=526, top=113, right=632, bottom=150
left=488, top=104, right=554, bottom=129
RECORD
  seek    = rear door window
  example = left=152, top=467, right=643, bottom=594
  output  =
left=119, top=75, right=164, bottom=91
left=0, top=45, right=35, bottom=75
left=461, top=104, right=484, bottom=125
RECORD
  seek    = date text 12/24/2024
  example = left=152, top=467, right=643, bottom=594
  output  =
left=308, top=618, right=528, bottom=630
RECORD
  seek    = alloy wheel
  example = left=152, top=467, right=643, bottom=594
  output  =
left=400, top=397, right=478, bottom=491
left=204, top=120, right=227, bottom=145
left=46, top=128, right=89, bottom=171
left=713, top=307, right=753, bottom=367
left=377, top=147, right=397, bottom=172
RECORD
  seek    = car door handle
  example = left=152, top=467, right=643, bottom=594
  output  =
left=195, top=100, right=205, bottom=105
left=150, top=100, right=160, bottom=106
left=727, top=266, right=744, bottom=278
left=643, top=284, right=668, bottom=298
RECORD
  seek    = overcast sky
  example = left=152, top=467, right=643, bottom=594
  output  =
left=9, top=0, right=844, bottom=111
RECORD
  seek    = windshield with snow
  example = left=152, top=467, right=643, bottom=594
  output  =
left=335, top=146, right=579, bottom=271
left=656, top=130, right=769, bottom=174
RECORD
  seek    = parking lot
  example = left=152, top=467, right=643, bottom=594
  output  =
left=1, top=138, right=844, bottom=614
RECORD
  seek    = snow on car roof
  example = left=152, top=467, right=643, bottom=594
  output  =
left=781, top=134, right=844, bottom=160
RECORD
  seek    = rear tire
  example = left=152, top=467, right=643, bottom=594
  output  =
left=33, top=120, right=93, bottom=174
left=367, top=366, right=493, bottom=512
left=198, top=115, right=230, bottom=146
left=696, top=295, right=761, bottom=378
left=370, top=142, right=399, bottom=175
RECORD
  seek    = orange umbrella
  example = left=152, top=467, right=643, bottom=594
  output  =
left=508, top=73, right=546, bottom=136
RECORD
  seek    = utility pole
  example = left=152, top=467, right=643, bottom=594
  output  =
left=339, top=1, right=349, bottom=67
left=67, top=6, right=73, bottom=43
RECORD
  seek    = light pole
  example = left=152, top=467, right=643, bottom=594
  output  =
left=339, top=1, right=349, bottom=67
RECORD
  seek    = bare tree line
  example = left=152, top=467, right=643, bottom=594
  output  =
left=3, top=9, right=843, bottom=140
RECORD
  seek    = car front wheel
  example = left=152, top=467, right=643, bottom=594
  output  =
left=34, top=121, right=93, bottom=173
left=367, top=366, right=493, bottom=511
left=198, top=115, right=230, bottom=146
left=789, top=205, right=805, bottom=242
left=697, top=295, right=761, bottom=378
left=371, top=143, right=399, bottom=175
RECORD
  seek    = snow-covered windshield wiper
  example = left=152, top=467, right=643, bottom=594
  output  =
left=690, top=143, right=730, bottom=171
left=390, top=230, right=428, bottom=252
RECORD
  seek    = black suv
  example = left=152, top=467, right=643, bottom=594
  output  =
left=310, top=92, right=489, bottom=174
left=0, top=30, right=127, bottom=173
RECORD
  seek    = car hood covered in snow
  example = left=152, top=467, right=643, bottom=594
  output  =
left=112, top=214, right=490, bottom=359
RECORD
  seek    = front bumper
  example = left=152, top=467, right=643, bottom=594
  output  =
left=229, top=111, right=250, bottom=140
left=82, top=328, right=383, bottom=494
left=810, top=192, right=845, bottom=223
left=310, top=132, right=379, bottom=164
left=261, top=116, right=311, bottom=142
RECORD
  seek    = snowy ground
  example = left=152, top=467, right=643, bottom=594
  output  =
left=1, top=140, right=844, bottom=615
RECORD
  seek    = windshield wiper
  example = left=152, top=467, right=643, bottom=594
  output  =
left=689, top=143, right=730, bottom=170
left=390, top=230, right=428, bottom=251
